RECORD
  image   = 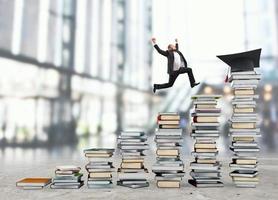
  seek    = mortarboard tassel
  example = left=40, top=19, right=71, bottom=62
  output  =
left=224, top=75, right=228, bottom=83
left=224, top=67, right=230, bottom=83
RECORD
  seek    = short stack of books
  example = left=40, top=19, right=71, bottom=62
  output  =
left=152, top=112, right=185, bottom=188
left=50, top=165, right=83, bottom=189
left=117, top=131, right=149, bottom=188
left=188, top=95, right=223, bottom=188
left=16, top=178, right=51, bottom=189
left=229, top=71, right=261, bottom=187
left=84, top=148, right=115, bottom=188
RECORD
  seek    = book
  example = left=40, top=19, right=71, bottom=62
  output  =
left=194, top=143, right=216, bottom=149
left=56, top=166, right=81, bottom=172
left=157, top=114, right=180, bottom=121
left=85, top=153, right=112, bottom=158
left=157, top=120, right=179, bottom=125
left=232, top=176, right=259, bottom=182
left=152, top=164, right=184, bottom=171
left=50, top=181, right=84, bottom=189
left=155, top=128, right=182, bottom=136
left=83, top=148, right=115, bottom=154
left=188, top=179, right=223, bottom=188
left=89, top=172, right=112, bottom=178
left=230, top=170, right=258, bottom=178
left=120, top=131, right=145, bottom=137
left=231, top=71, right=258, bottom=75
left=16, top=178, right=51, bottom=189
left=231, top=122, right=256, bottom=129
left=191, top=95, right=222, bottom=99
left=233, top=159, right=257, bottom=165
left=193, top=116, right=218, bottom=123
left=234, top=89, right=255, bottom=95
left=159, top=124, right=180, bottom=129
left=121, top=162, right=142, bottom=169
left=157, top=180, right=180, bottom=188
left=196, top=104, right=217, bottom=109
left=156, top=149, right=179, bottom=156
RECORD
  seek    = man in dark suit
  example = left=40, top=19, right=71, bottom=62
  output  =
left=151, top=37, right=199, bottom=93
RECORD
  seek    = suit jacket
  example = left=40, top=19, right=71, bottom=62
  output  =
left=154, top=43, right=188, bottom=74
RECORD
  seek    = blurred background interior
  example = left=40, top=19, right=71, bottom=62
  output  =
left=0, top=0, right=278, bottom=162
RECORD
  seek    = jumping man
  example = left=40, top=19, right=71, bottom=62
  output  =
left=151, top=37, right=200, bottom=93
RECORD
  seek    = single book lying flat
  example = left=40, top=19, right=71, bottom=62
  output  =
left=16, top=178, right=52, bottom=189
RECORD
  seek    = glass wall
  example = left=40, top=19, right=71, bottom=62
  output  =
left=0, top=0, right=153, bottom=147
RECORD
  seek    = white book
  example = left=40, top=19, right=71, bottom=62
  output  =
left=158, top=112, right=179, bottom=115
left=155, top=176, right=182, bottom=181
left=232, top=80, right=259, bottom=85
left=229, top=163, right=257, bottom=168
left=231, top=148, right=260, bottom=152
left=232, top=84, right=258, bottom=89
left=231, top=71, right=258, bottom=75
left=231, top=133, right=261, bottom=137
left=234, top=95, right=259, bottom=99
left=192, top=122, right=220, bottom=126
left=120, top=145, right=149, bottom=150
left=118, top=172, right=147, bottom=180
left=230, top=119, right=258, bottom=123
left=155, top=129, right=182, bottom=136
left=232, top=142, right=258, bottom=147
left=232, top=113, right=258, bottom=117
left=230, top=74, right=261, bottom=80
left=193, top=101, right=217, bottom=105
left=152, top=165, right=184, bottom=171
left=121, top=131, right=145, bottom=137
left=56, top=165, right=81, bottom=171
left=189, top=165, right=220, bottom=171
left=230, top=128, right=260, bottom=132
left=232, top=101, right=256, bottom=105
left=191, top=113, right=221, bottom=117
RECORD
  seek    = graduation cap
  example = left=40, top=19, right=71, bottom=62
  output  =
left=217, top=48, right=262, bottom=72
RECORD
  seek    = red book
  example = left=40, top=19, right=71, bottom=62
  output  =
left=193, top=116, right=197, bottom=123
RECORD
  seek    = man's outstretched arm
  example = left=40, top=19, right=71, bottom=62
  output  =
left=175, top=38, right=179, bottom=50
left=151, top=37, right=168, bottom=57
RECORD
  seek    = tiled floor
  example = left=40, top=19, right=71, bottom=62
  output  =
left=0, top=147, right=277, bottom=200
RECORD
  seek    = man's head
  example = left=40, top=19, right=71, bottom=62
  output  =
left=168, top=44, right=176, bottom=51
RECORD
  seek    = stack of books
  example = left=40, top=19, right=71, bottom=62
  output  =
left=50, top=165, right=83, bottom=189
left=84, top=148, right=115, bottom=188
left=16, top=178, right=51, bottom=189
left=229, top=71, right=261, bottom=187
left=117, top=131, right=149, bottom=188
left=188, top=95, right=223, bottom=188
left=152, top=112, right=185, bottom=188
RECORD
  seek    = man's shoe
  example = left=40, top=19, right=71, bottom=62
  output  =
left=153, top=84, right=157, bottom=93
left=191, top=82, right=200, bottom=88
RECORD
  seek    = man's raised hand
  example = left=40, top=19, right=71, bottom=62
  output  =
left=175, top=38, right=178, bottom=43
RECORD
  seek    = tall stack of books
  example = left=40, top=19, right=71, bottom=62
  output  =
left=228, top=71, right=261, bottom=187
left=152, top=112, right=185, bottom=188
left=217, top=49, right=262, bottom=188
left=84, top=148, right=115, bottom=188
left=50, top=165, right=83, bottom=189
left=117, top=131, right=149, bottom=188
left=188, top=95, right=223, bottom=188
